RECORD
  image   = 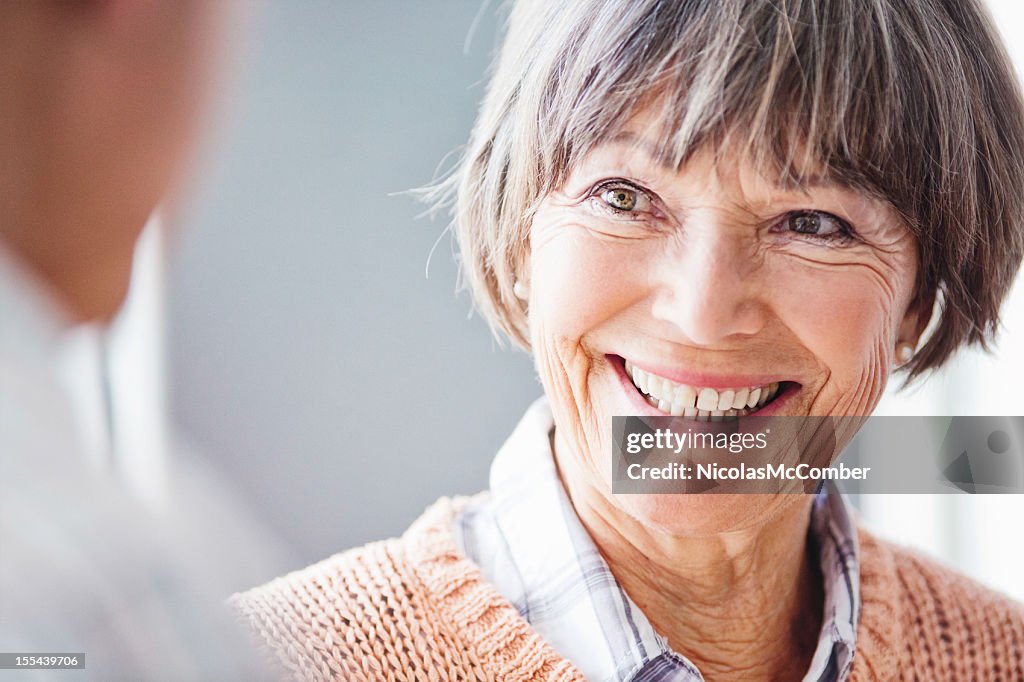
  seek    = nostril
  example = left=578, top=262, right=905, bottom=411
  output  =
left=649, top=284, right=768, bottom=346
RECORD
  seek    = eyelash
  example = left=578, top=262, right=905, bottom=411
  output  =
left=585, top=179, right=861, bottom=246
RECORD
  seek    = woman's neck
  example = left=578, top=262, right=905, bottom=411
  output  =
left=554, top=432, right=823, bottom=681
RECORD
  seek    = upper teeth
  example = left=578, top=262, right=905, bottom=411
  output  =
left=625, top=360, right=780, bottom=418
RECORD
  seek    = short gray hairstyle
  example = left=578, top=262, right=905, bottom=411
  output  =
left=429, top=0, right=1024, bottom=382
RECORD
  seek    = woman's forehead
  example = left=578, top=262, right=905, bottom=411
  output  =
left=563, top=93, right=846, bottom=188
left=577, top=111, right=846, bottom=198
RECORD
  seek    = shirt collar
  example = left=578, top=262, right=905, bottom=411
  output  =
left=0, top=241, right=107, bottom=469
left=459, top=397, right=861, bottom=682
left=0, top=241, right=75, bottom=363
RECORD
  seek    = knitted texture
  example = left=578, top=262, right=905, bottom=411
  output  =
left=231, top=494, right=1024, bottom=681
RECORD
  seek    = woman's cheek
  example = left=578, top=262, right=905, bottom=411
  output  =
left=527, top=219, right=656, bottom=469
left=528, top=223, right=652, bottom=341
left=771, top=264, right=902, bottom=414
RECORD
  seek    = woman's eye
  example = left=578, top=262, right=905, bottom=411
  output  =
left=780, top=210, right=856, bottom=243
left=603, top=186, right=638, bottom=211
left=593, top=182, right=653, bottom=215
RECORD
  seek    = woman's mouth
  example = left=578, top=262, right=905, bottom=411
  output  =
left=622, top=358, right=795, bottom=420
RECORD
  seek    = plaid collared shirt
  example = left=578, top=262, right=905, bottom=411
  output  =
left=454, top=398, right=860, bottom=682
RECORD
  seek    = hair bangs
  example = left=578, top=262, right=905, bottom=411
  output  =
left=538, top=1, right=911, bottom=207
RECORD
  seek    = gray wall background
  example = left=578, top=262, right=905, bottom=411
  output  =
left=167, top=2, right=539, bottom=569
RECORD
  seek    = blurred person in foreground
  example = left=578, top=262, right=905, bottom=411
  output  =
left=0, top=1, right=284, bottom=679
left=233, top=0, right=1024, bottom=680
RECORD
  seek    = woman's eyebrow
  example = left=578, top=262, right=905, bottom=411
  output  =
left=599, top=131, right=674, bottom=170
left=599, top=131, right=841, bottom=192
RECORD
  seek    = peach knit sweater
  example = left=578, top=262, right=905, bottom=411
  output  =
left=231, top=494, right=1024, bottom=681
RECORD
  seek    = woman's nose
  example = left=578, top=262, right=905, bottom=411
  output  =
left=649, top=221, right=769, bottom=346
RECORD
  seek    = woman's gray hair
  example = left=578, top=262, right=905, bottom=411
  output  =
left=428, top=0, right=1024, bottom=382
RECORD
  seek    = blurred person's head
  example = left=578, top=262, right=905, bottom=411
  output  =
left=0, top=0, right=229, bottom=322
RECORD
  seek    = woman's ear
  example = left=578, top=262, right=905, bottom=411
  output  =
left=897, top=288, right=937, bottom=349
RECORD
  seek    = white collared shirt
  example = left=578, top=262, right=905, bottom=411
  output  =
left=454, top=398, right=860, bottom=682
left=0, top=242, right=277, bottom=679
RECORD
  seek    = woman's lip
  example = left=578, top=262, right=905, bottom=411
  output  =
left=608, top=354, right=795, bottom=390
left=608, top=354, right=799, bottom=417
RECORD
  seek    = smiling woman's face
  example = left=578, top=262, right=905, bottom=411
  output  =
left=526, top=108, right=923, bottom=534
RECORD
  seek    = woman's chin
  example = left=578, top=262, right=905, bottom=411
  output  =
left=615, top=492, right=805, bottom=537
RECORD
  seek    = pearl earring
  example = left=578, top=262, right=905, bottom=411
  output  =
left=513, top=279, right=528, bottom=300
left=896, top=342, right=914, bottom=365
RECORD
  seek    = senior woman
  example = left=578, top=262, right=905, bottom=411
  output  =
left=233, top=0, right=1024, bottom=679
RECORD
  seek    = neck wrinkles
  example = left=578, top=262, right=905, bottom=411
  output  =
left=553, top=426, right=824, bottom=680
